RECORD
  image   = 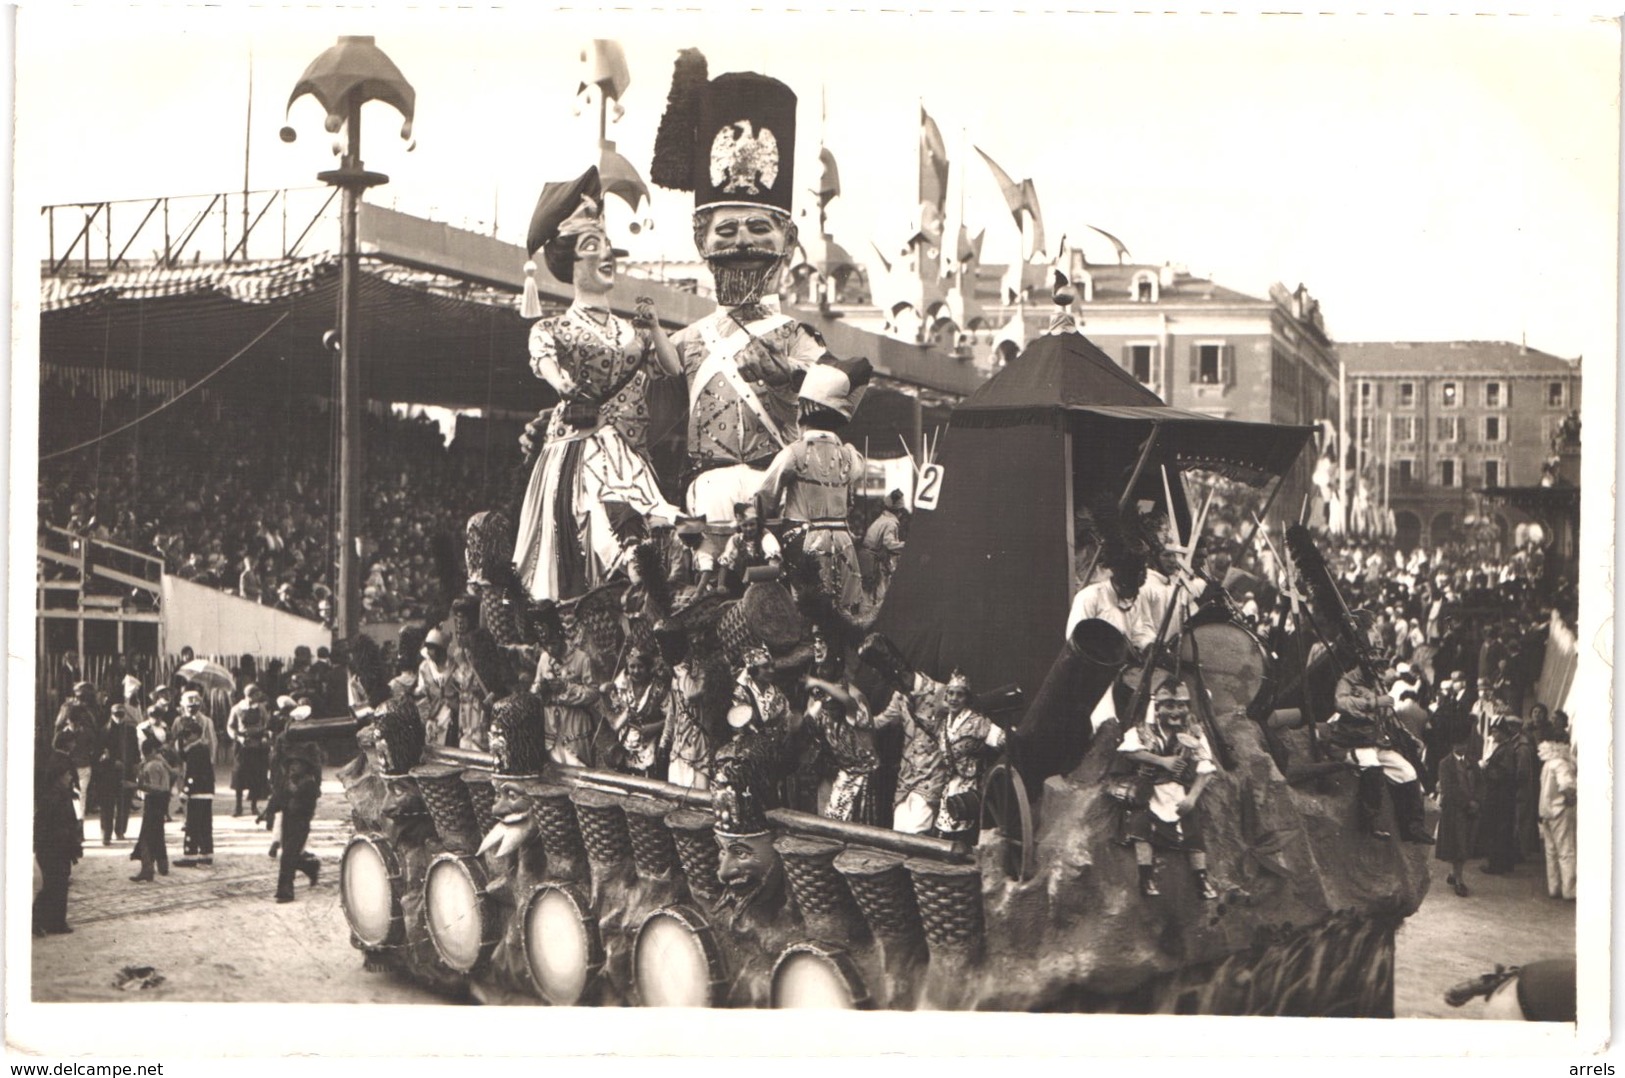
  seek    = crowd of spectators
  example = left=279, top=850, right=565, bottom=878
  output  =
left=39, top=382, right=504, bottom=624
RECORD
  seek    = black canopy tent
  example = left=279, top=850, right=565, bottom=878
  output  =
left=872, top=331, right=1316, bottom=704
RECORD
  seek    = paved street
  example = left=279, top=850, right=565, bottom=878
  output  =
left=30, top=770, right=1575, bottom=1015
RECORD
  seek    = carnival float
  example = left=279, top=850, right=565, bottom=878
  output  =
left=288, top=40, right=1434, bottom=1015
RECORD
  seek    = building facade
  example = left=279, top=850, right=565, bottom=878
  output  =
left=1336, top=341, right=1582, bottom=552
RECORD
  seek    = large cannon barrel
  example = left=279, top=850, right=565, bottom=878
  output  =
left=1014, top=618, right=1128, bottom=781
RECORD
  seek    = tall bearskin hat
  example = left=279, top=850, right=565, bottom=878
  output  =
left=489, top=692, right=550, bottom=779
left=397, top=624, right=427, bottom=675
left=528, top=598, right=566, bottom=642
left=343, top=633, right=393, bottom=710
left=373, top=696, right=427, bottom=776
left=711, top=756, right=771, bottom=838
left=651, top=50, right=796, bottom=219
left=465, top=510, right=515, bottom=588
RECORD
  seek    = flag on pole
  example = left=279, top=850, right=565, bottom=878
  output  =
left=1086, top=223, right=1131, bottom=264
left=920, top=107, right=949, bottom=242
left=816, top=146, right=841, bottom=208
left=956, top=225, right=985, bottom=268
left=579, top=39, right=631, bottom=102
left=1019, top=178, right=1045, bottom=260
left=975, top=147, right=1045, bottom=261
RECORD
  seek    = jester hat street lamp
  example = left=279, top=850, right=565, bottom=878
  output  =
left=280, top=36, right=414, bottom=640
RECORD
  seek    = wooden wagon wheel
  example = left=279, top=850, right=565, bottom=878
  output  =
left=980, top=757, right=1036, bottom=882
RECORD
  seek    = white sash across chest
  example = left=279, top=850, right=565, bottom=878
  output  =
left=691, top=311, right=795, bottom=449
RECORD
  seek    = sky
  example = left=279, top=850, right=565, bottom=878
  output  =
left=14, top=8, right=1621, bottom=368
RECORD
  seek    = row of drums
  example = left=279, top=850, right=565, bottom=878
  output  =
left=341, top=833, right=872, bottom=1008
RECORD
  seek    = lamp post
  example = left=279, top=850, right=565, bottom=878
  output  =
left=281, top=36, right=414, bottom=642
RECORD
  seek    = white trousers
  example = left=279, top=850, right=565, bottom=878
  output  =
left=893, top=791, right=937, bottom=835
left=1541, top=812, right=1576, bottom=899
left=1349, top=746, right=1416, bottom=784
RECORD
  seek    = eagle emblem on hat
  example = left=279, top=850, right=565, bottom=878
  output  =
left=709, top=121, right=779, bottom=196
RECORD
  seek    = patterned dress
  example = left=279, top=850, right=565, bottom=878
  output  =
left=513, top=304, right=678, bottom=602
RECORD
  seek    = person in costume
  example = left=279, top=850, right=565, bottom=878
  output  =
left=264, top=737, right=323, bottom=904
left=226, top=684, right=271, bottom=818
left=604, top=646, right=668, bottom=778
left=757, top=356, right=873, bottom=615
left=925, top=670, right=1006, bottom=842
left=128, top=733, right=173, bottom=882
left=174, top=718, right=215, bottom=867
left=655, top=624, right=718, bottom=791
left=413, top=627, right=460, bottom=748
left=715, top=502, right=781, bottom=596
left=512, top=166, right=682, bottom=603
left=860, top=490, right=907, bottom=606
left=528, top=601, right=602, bottom=767
left=33, top=750, right=82, bottom=935
left=1329, top=652, right=1434, bottom=845
left=94, top=683, right=142, bottom=845
left=1129, top=528, right=1207, bottom=656
left=664, top=514, right=716, bottom=607
left=1064, top=552, right=1146, bottom=731
left=1115, top=676, right=1219, bottom=899
left=648, top=51, right=831, bottom=557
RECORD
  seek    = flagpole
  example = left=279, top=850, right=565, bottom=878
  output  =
left=241, top=48, right=253, bottom=258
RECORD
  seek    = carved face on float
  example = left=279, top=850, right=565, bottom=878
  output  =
left=694, top=205, right=795, bottom=307
left=709, top=763, right=785, bottom=925
left=571, top=225, right=618, bottom=297
left=479, top=778, right=543, bottom=862
left=713, top=829, right=785, bottom=923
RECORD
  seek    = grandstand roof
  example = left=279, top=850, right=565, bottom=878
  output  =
left=40, top=256, right=554, bottom=412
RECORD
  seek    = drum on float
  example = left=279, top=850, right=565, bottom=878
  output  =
left=770, top=941, right=872, bottom=1009
left=632, top=905, right=728, bottom=1008
left=1178, top=607, right=1274, bottom=715
left=423, top=853, right=499, bottom=973
left=521, top=882, right=604, bottom=1005
left=339, top=833, right=406, bottom=950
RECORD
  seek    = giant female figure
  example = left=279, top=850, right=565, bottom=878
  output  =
left=512, top=167, right=682, bottom=602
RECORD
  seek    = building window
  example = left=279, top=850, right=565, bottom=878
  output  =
left=1397, top=458, right=1416, bottom=487
left=1191, top=342, right=1228, bottom=386
left=1394, top=416, right=1417, bottom=442
left=1484, top=415, right=1502, bottom=443
left=1359, top=381, right=1375, bottom=406
left=1484, top=459, right=1503, bottom=488
left=1131, top=270, right=1159, bottom=303
left=1398, top=382, right=1415, bottom=408
left=1358, top=416, right=1373, bottom=440
left=1485, top=381, right=1507, bottom=408
left=1441, top=381, right=1459, bottom=408
left=1440, top=458, right=1458, bottom=488
left=1548, top=381, right=1565, bottom=407
left=1436, top=416, right=1459, bottom=442
left=1125, top=342, right=1157, bottom=386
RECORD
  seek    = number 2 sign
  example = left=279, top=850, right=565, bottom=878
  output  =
left=914, top=464, right=945, bottom=510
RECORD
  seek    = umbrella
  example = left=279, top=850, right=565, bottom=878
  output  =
left=175, top=659, right=235, bottom=695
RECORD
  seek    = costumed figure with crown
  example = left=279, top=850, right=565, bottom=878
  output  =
left=757, top=356, right=873, bottom=616
left=648, top=50, right=834, bottom=560
left=512, top=166, right=682, bottom=604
